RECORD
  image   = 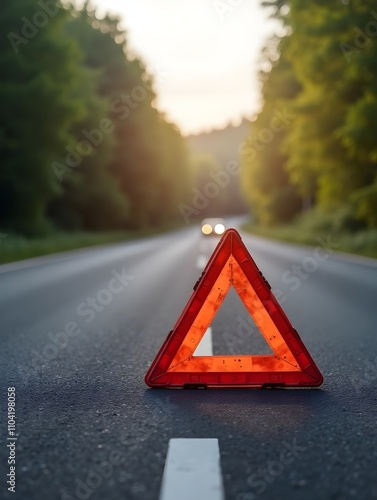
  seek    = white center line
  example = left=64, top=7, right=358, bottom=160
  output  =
left=196, top=254, right=208, bottom=270
left=194, top=327, right=213, bottom=356
left=159, top=438, right=225, bottom=500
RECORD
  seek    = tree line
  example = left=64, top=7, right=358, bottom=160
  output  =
left=1, top=0, right=191, bottom=236
left=242, top=0, right=377, bottom=230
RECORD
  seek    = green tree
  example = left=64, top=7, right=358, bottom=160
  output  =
left=241, top=36, right=302, bottom=225
left=1, top=1, right=191, bottom=236
left=48, top=64, right=129, bottom=231
left=244, top=0, right=377, bottom=229
left=0, top=0, right=85, bottom=235
left=65, top=4, right=191, bottom=229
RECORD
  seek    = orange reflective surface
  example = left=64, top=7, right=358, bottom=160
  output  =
left=145, top=229, right=323, bottom=388
left=167, top=257, right=299, bottom=373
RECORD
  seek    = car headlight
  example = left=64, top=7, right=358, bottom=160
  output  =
left=201, top=223, right=213, bottom=235
left=214, top=223, right=225, bottom=235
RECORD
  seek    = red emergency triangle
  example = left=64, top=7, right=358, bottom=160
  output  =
left=145, top=228, right=323, bottom=388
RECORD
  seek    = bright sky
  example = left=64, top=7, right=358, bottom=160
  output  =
left=90, top=0, right=279, bottom=135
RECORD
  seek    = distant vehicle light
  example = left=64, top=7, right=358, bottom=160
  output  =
left=201, top=223, right=213, bottom=235
left=201, top=218, right=226, bottom=237
left=214, top=223, right=225, bottom=235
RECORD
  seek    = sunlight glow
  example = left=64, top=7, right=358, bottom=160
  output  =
left=89, top=0, right=280, bottom=135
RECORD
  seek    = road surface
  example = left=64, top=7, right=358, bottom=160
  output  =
left=1, top=221, right=377, bottom=500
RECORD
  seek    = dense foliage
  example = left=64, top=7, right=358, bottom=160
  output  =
left=242, top=0, right=377, bottom=229
left=0, top=0, right=191, bottom=236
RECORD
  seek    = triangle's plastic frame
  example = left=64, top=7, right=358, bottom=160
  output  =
left=145, top=229, right=323, bottom=388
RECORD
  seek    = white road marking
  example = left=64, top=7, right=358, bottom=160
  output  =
left=159, top=438, right=225, bottom=500
left=196, top=254, right=208, bottom=270
left=194, top=327, right=213, bottom=356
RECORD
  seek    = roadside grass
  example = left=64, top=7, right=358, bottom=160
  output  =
left=0, top=224, right=181, bottom=265
left=243, top=220, right=377, bottom=260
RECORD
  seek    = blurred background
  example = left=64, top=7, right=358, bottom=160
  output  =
left=1, top=0, right=377, bottom=263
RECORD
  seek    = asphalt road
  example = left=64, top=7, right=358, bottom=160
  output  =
left=1, top=220, right=377, bottom=500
